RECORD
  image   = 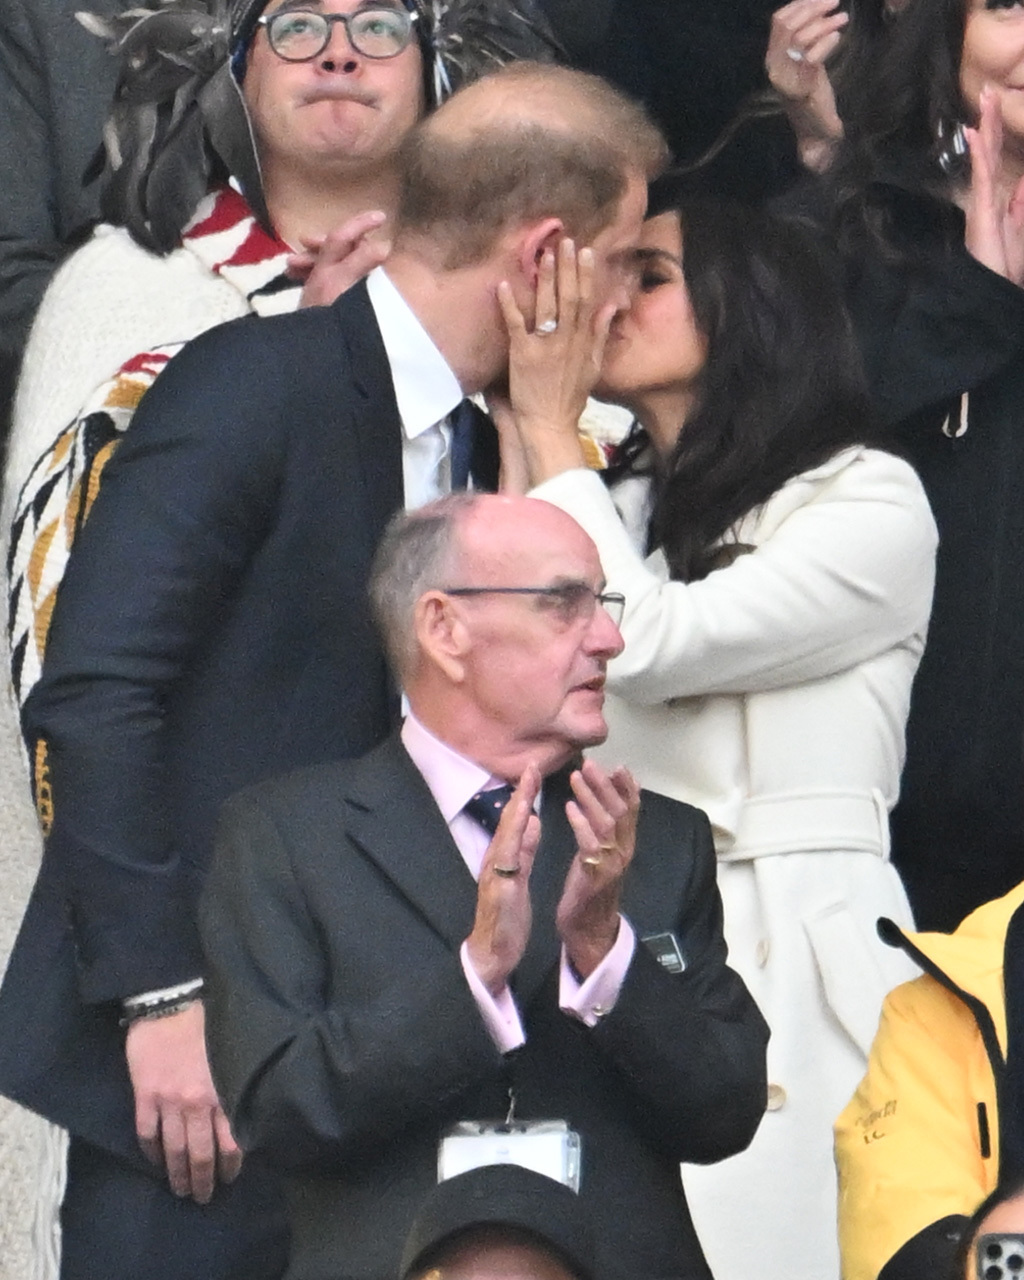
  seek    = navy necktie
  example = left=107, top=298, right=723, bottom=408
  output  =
left=449, top=400, right=477, bottom=491
left=463, top=784, right=515, bottom=836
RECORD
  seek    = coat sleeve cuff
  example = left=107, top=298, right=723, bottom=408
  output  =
left=877, top=1214, right=969, bottom=1280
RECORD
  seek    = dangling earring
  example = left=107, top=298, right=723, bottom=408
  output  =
left=937, top=119, right=968, bottom=174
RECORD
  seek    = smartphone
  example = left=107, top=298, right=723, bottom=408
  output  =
left=977, top=1233, right=1024, bottom=1279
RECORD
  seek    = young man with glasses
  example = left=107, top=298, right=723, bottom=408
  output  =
left=201, top=493, right=769, bottom=1280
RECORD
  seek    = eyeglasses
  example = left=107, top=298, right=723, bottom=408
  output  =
left=443, top=584, right=626, bottom=629
left=256, top=6, right=417, bottom=62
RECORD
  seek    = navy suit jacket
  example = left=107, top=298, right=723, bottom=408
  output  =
left=201, top=735, right=770, bottom=1280
left=0, top=281, right=496, bottom=1159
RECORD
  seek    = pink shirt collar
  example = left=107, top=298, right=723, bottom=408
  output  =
left=400, top=712, right=506, bottom=825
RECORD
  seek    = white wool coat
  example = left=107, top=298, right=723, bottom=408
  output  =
left=532, top=446, right=938, bottom=1280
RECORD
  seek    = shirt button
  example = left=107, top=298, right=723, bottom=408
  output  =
left=766, top=1083, right=786, bottom=1112
left=755, top=939, right=770, bottom=967
left=592, top=1004, right=606, bottom=1018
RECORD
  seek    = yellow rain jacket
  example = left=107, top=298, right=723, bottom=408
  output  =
left=835, top=883, right=1024, bottom=1280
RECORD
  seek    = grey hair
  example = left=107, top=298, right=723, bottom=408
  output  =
left=369, top=493, right=478, bottom=680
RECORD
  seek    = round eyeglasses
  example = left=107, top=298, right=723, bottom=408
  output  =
left=443, top=584, right=626, bottom=630
left=256, top=6, right=417, bottom=62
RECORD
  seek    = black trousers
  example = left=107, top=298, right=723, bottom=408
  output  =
left=60, top=1137, right=290, bottom=1280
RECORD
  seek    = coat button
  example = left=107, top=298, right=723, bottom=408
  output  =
left=766, top=1083, right=786, bottom=1111
left=755, top=939, right=770, bottom=967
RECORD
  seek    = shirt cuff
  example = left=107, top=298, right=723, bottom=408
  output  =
left=559, top=917, right=635, bottom=1027
left=460, top=941, right=526, bottom=1053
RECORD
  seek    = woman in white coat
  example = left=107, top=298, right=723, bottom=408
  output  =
left=492, top=186, right=937, bottom=1280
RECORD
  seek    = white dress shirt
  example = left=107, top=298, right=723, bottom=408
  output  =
left=365, top=265, right=465, bottom=509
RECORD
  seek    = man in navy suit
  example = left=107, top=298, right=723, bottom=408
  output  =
left=0, top=62, right=666, bottom=1280
left=202, top=493, right=769, bottom=1280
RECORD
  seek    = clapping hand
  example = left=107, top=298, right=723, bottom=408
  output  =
left=556, top=761, right=640, bottom=980
left=464, top=760, right=641, bottom=993
left=963, top=85, right=1024, bottom=286
left=465, top=765, right=542, bottom=996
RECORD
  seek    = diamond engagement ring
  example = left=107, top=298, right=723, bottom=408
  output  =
left=786, top=46, right=804, bottom=61
left=535, top=319, right=558, bottom=335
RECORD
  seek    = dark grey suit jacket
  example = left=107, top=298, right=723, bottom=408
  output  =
left=201, top=735, right=769, bottom=1280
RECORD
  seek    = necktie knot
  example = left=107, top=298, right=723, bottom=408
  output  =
left=463, top=784, right=515, bottom=836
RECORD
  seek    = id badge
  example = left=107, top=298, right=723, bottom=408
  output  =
left=438, top=1119, right=581, bottom=1192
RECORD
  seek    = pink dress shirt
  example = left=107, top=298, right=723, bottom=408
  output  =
left=400, top=713, right=636, bottom=1052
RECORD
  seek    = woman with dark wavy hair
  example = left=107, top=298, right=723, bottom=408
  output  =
left=491, top=186, right=937, bottom=1280
left=802, top=0, right=1024, bottom=936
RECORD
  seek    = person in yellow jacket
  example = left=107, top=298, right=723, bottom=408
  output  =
left=835, top=883, right=1024, bottom=1280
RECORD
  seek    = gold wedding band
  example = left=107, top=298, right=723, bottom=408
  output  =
left=535, top=319, right=558, bottom=335
left=580, top=854, right=602, bottom=868
left=599, top=843, right=617, bottom=852
left=494, top=865, right=520, bottom=878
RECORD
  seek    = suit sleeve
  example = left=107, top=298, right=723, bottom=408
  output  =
left=835, top=977, right=995, bottom=1280
left=531, top=452, right=936, bottom=705
left=587, top=798, right=770, bottom=1164
left=201, top=789, right=506, bottom=1172
left=22, top=317, right=291, bottom=1004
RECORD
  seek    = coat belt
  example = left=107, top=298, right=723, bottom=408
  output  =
left=718, top=788, right=891, bottom=861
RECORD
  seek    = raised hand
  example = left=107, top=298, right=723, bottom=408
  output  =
left=125, top=1000, right=242, bottom=1203
left=556, top=760, right=640, bottom=979
left=464, top=764, right=542, bottom=996
left=289, top=209, right=391, bottom=308
left=766, top=0, right=847, bottom=171
left=494, top=237, right=615, bottom=486
left=964, top=85, right=1024, bottom=286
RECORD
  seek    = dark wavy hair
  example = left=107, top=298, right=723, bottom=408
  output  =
left=827, top=0, right=971, bottom=258
left=608, top=185, right=878, bottom=582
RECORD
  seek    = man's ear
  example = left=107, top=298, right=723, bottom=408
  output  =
left=413, top=591, right=470, bottom=683
left=515, top=217, right=565, bottom=286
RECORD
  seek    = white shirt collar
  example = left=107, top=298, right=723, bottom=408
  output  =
left=365, top=266, right=463, bottom=440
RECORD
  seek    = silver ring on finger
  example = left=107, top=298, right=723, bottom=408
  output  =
left=786, top=46, right=804, bottom=61
left=535, top=319, right=558, bottom=335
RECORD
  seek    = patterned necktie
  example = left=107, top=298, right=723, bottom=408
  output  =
left=463, top=784, right=515, bottom=836
left=449, top=400, right=477, bottom=491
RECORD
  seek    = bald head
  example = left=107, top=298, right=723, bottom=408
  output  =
left=369, top=494, right=624, bottom=777
left=395, top=62, right=667, bottom=268
left=370, top=494, right=600, bottom=680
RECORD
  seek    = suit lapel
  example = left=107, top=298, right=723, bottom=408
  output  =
left=344, top=742, right=575, bottom=1005
left=330, top=283, right=500, bottom=505
left=343, top=738, right=479, bottom=952
left=330, top=281, right=404, bottom=541
left=513, top=767, right=576, bottom=1008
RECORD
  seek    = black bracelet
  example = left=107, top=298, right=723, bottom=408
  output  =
left=119, top=995, right=201, bottom=1029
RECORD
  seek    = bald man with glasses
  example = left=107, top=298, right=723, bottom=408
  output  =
left=201, top=493, right=769, bottom=1280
